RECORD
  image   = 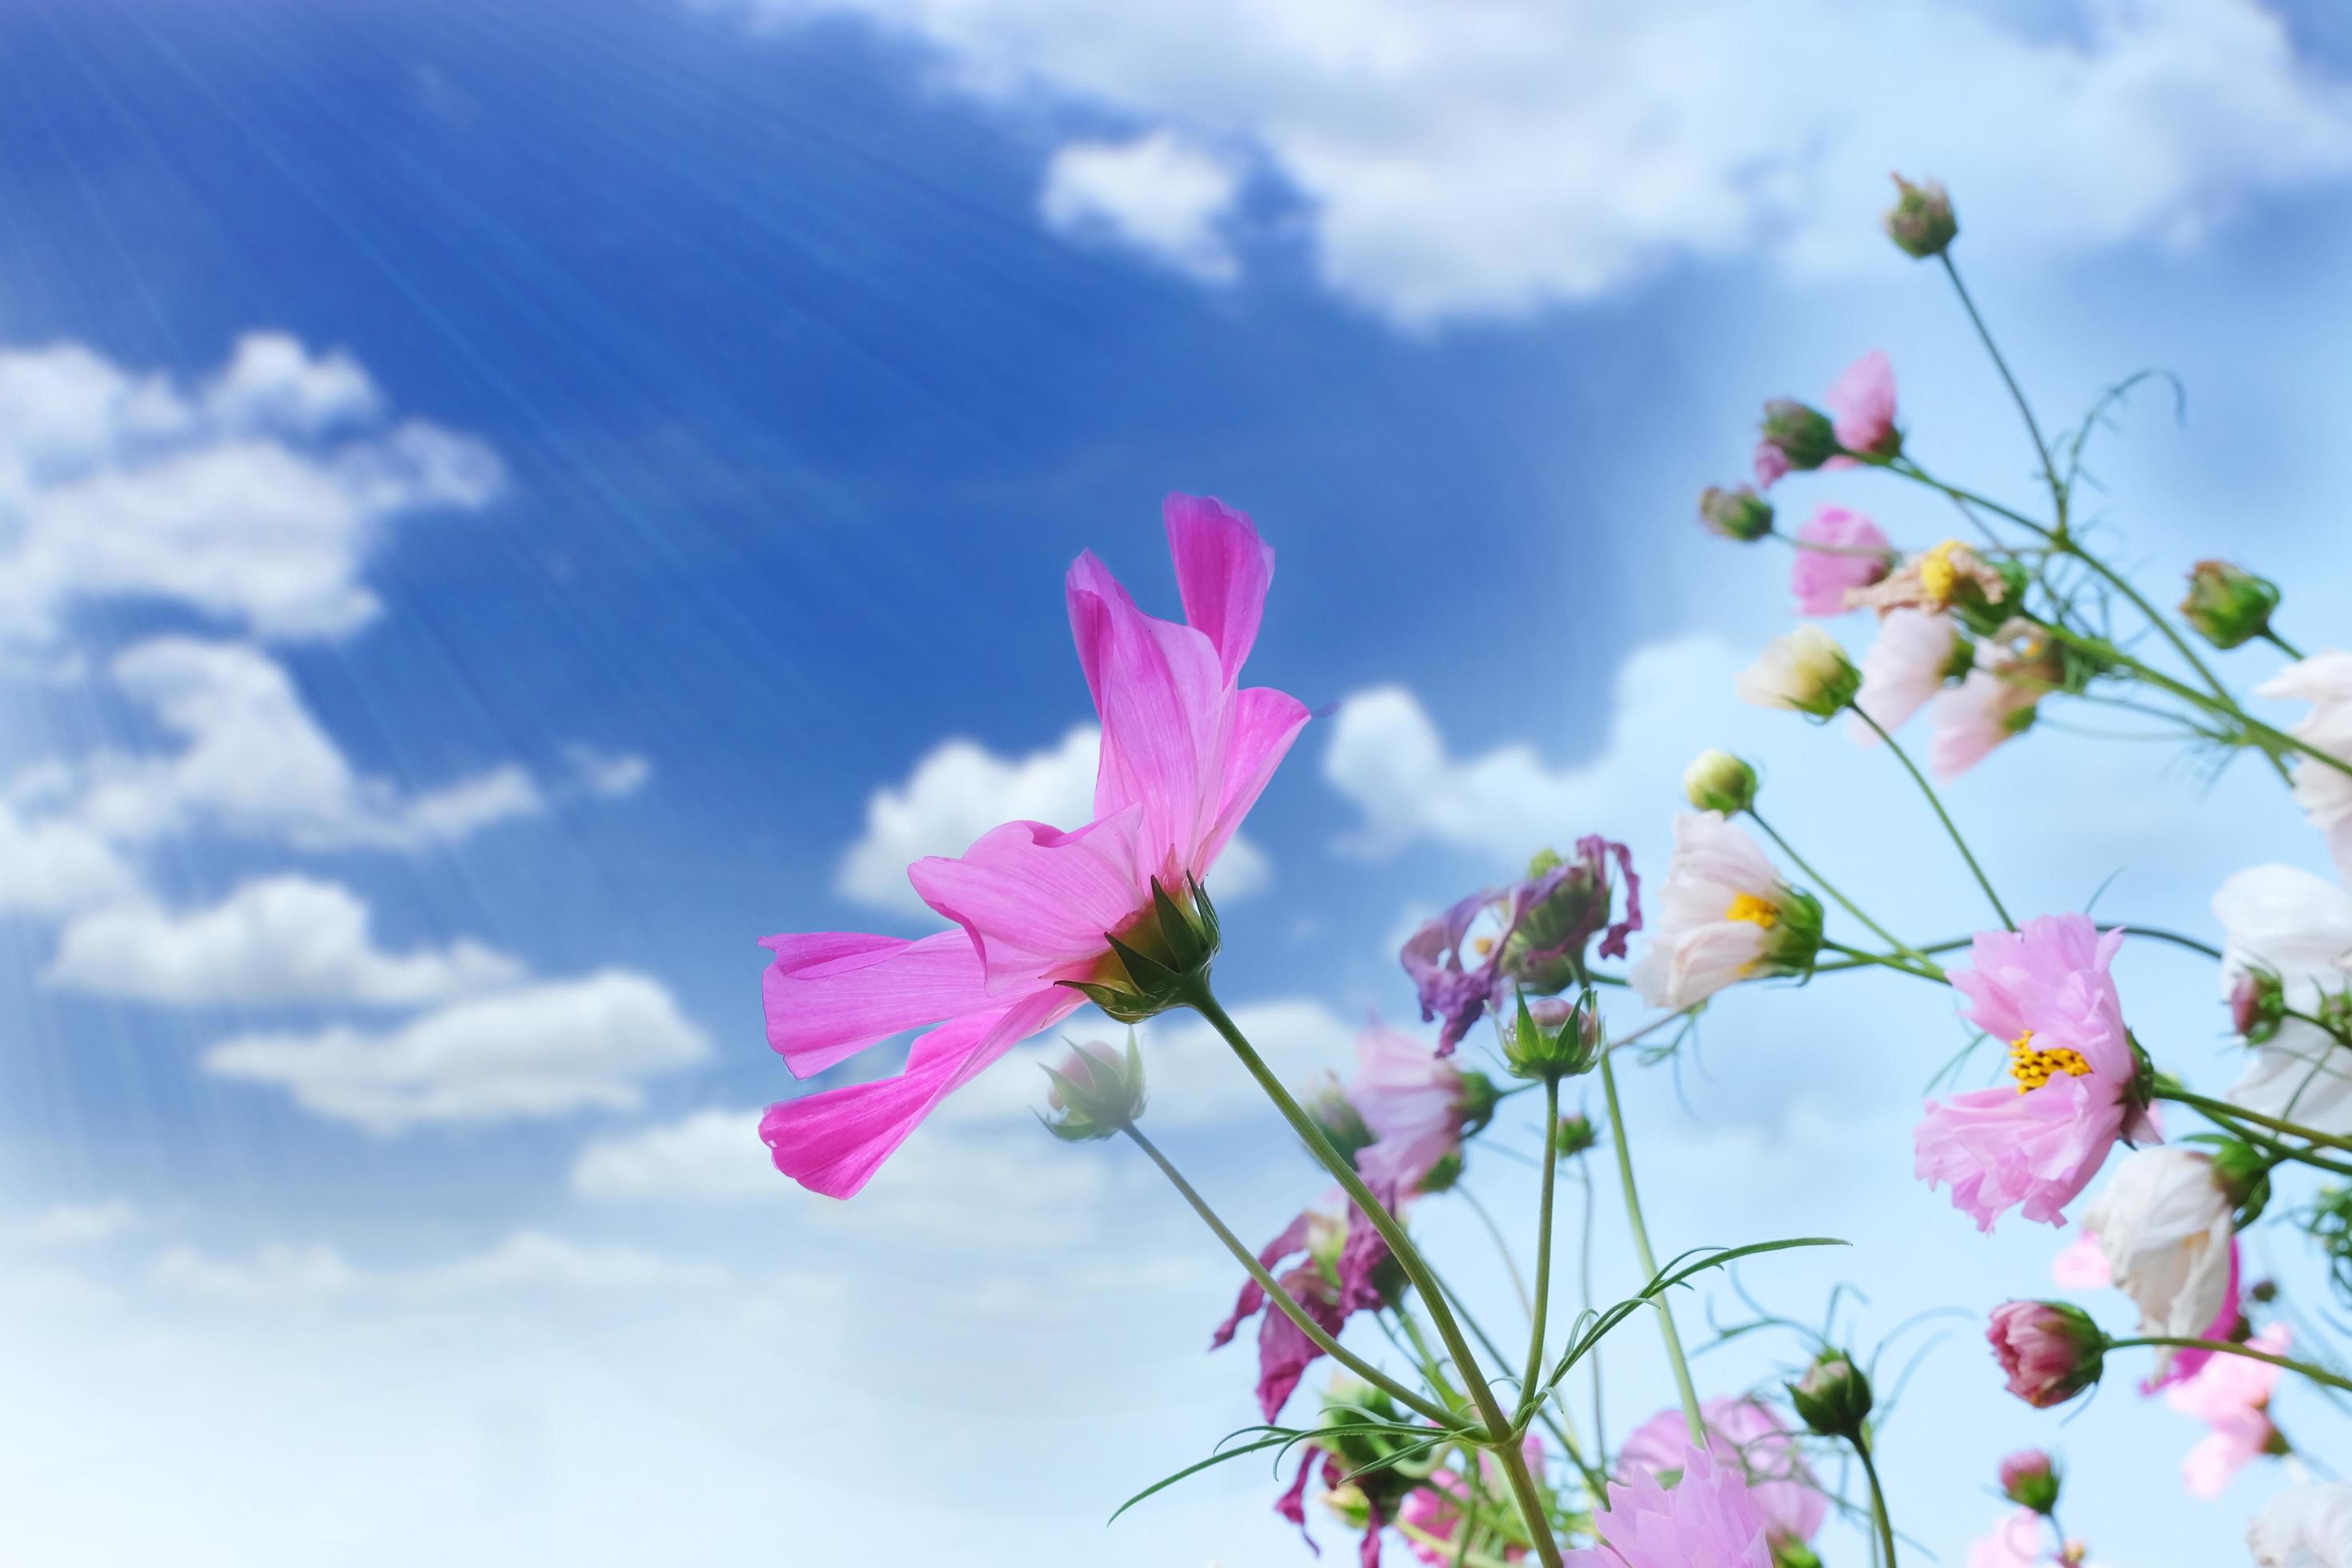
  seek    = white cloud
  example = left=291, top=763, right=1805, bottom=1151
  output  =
left=562, top=743, right=653, bottom=800
left=72, top=638, right=543, bottom=850
left=150, top=1230, right=729, bottom=1307
left=2, top=1200, right=138, bottom=1250
left=45, top=875, right=526, bottom=1007
left=0, top=798, right=139, bottom=915
left=837, top=723, right=1268, bottom=918
left=202, top=970, right=709, bottom=1134
left=573, top=1107, right=782, bottom=1202
left=0, top=332, right=500, bottom=642
left=730, top=0, right=2352, bottom=326
left=1040, top=130, right=1243, bottom=282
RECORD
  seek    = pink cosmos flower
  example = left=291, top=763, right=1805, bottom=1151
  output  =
left=1790, top=505, right=1891, bottom=616
left=1970, top=1508, right=2049, bottom=1568
left=2050, top=1229, right=2111, bottom=1289
left=1399, top=1435, right=1546, bottom=1566
left=1351, top=1025, right=1478, bottom=1196
left=757, top=496, right=1310, bottom=1198
left=1915, top=915, right=2156, bottom=1230
left=2169, top=1323, right=2289, bottom=1497
left=1618, top=1398, right=1825, bottom=1552
left=1562, top=1440, right=1771, bottom=1568
left=1850, top=608, right=1963, bottom=741
left=1987, top=1300, right=2106, bottom=1408
left=1211, top=1188, right=1395, bottom=1421
left=1825, top=349, right=1900, bottom=462
left=1930, top=667, right=2039, bottom=779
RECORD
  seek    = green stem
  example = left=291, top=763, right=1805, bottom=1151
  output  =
left=1519, top=1078, right=1561, bottom=1423
left=1938, top=252, right=2060, bottom=522
left=1848, top=703, right=2016, bottom=930
left=2265, top=627, right=2309, bottom=662
left=1819, top=938, right=1946, bottom=985
left=1184, top=980, right=1564, bottom=1568
left=1855, top=1434, right=1900, bottom=1568
left=2044, top=625, right=2336, bottom=783
left=2158, top=1086, right=2352, bottom=1156
left=1120, top=1125, right=1456, bottom=1426
left=1598, top=1049, right=1705, bottom=1442
left=1748, top=811, right=1941, bottom=975
left=2106, top=1336, right=2352, bottom=1394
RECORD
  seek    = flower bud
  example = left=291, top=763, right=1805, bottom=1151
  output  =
left=1986, top=1300, right=2106, bottom=1408
left=1506, top=992, right=1601, bottom=1082
left=1758, top=399, right=1840, bottom=474
left=1882, top=174, right=1958, bottom=259
left=1787, top=1349, right=1874, bottom=1441
left=2231, top=968, right=2286, bottom=1045
left=1683, top=749, right=1758, bottom=814
left=1700, top=485, right=1775, bottom=542
left=1998, top=1449, right=2060, bottom=1514
left=1773, top=1544, right=1825, bottom=1568
left=1062, top=874, right=1220, bottom=1022
left=2211, top=1138, right=2275, bottom=1223
left=1038, top=1034, right=1146, bottom=1141
left=1301, top=1074, right=1377, bottom=1167
left=1736, top=626, right=1861, bottom=719
left=1554, top=1112, right=1598, bottom=1158
left=2180, top=561, right=2281, bottom=651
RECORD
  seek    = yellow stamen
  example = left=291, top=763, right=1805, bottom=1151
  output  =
left=1918, top=538, right=1966, bottom=606
left=1723, top=892, right=1780, bottom=929
left=1472, top=936, right=1494, bottom=957
left=2008, top=1028, right=2092, bottom=1094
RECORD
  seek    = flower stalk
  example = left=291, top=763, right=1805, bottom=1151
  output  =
left=1598, top=1047, right=1705, bottom=1442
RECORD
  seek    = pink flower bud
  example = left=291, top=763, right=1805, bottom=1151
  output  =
left=1987, top=1300, right=2106, bottom=1408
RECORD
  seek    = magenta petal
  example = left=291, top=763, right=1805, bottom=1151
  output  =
left=1254, top=1270, right=1346, bottom=1421
left=758, top=929, right=992, bottom=1078
left=1198, top=684, right=1312, bottom=871
left=1212, top=1208, right=1314, bottom=1348
left=910, top=809, right=1148, bottom=986
left=1163, top=491, right=1274, bottom=685
left=759, top=986, right=1077, bottom=1198
left=1066, top=551, right=1228, bottom=854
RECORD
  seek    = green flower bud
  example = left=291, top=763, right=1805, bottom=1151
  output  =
left=2180, top=561, right=2281, bottom=651
left=1882, top=174, right=1958, bottom=259
left=1775, top=1542, right=1826, bottom=1568
left=1998, top=1450, right=2060, bottom=1514
left=1683, top=749, right=1758, bottom=814
left=1506, top=990, right=1601, bottom=1082
left=1038, top=1034, right=1146, bottom=1142
left=2211, top=1138, right=2275, bottom=1225
left=1736, top=627, right=1860, bottom=720
left=2232, top=968, right=2286, bottom=1045
left=1700, top=485, right=1775, bottom=542
left=1759, top=400, right=1839, bottom=472
left=1554, top=1112, right=1598, bottom=1159
left=1787, top=1349, right=1874, bottom=1441
left=1756, top=886, right=1827, bottom=981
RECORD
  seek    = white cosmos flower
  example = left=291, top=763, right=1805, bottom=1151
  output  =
left=2082, top=1148, right=2234, bottom=1367
left=1849, top=607, right=1961, bottom=743
left=2250, top=1482, right=2352, bottom=1568
left=1630, top=811, right=1819, bottom=1009
left=2214, top=863, right=2352, bottom=1135
left=2258, top=651, right=2352, bottom=883
left=1735, top=626, right=1858, bottom=719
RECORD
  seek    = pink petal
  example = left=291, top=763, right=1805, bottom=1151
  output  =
left=759, top=986, right=1078, bottom=1198
left=1198, top=684, right=1311, bottom=872
left=758, top=929, right=992, bottom=1078
left=1163, top=491, right=1274, bottom=686
left=910, top=809, right=1147, bottom=986
left=1066, top=550, right=1228, bottom=855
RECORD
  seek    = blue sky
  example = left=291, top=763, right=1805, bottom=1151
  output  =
left=8, top=1, right=2352, bottom=1563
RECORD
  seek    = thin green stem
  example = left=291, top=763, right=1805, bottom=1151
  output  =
left=1437, top=1272, right=1609, bottom=1498
left=1819, top=938, right=1946, bottom=985
left=1938, top=252, right=2060, bottom=523
left=1120, top=1125, right=1456, bottom=1426
left=2106, top=1336, right=2352, bottom=1394
left=1854, top=1434, right=1900, bottom=1568
left=1598, top=1050, right=1704, bottom=1442
left=2043, top=624, right=2330, bottom=784
left=1848, top=703, right=2015, bottom=930
left=2158, top=1087, right=2352, bottom=1156
left=1519, top=1078, right=1561, bottom=1423
left=2265, top=627, right=2310, bottom=662
left=1749, top=810, right=1940, bottom=975
left=1489, top=1441, right=1558, bottom=1568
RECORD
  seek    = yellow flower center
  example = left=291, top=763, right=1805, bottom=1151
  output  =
left=1723, top=892, right=1780, bottom=929
left=2009, top=1029, right=2092, bottom=1094
left=1472, top=936, right=1494, bottom=957
left=1918, top=538, right=1966, bottom=606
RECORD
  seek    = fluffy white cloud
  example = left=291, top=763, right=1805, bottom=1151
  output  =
left=836, top=723, right=1268, bottom=917
left=44, top=875, right=526, bottom=1007
left=202, top=970, right=709, bottom=1133
left=0, top=332, right=500, bottom=642
left=730, top=0, right=2352, bottom=326
left=1040, top=130, right=1243, bottom=282
left=573, top=1106, right=781, bottom=1202
left=72, top=638, right=543, bottom=850
left=150, top=1230, right=729, bottom=1306
left=0, top=798, right=140, bottom=915
left=1, top=1201, right=138, bottom=1250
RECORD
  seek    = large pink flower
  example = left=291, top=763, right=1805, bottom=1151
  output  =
left=757, top=496, right=1310, bottom=1197
left=1915, top=916, right=2156, bottom=1230
left=1618, top=1398, right=1825, bottom=1552
left=2168, top=1323, right=2289, bottom=1498
left=1563, top=1440, right=1771, bottom=1568
left=1790, top=505, right=1891, bottom=616
left=1826, top=350, right=1900, bottom=462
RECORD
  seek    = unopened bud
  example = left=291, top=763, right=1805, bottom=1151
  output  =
left=2231, top=968, right=2286, bottom=1045
left=1554, top=1112, right=1598, bottom=1158
left=2211, top=1138, right=2274, bottom=1223
left=1987, top=1300, right=2106, bottom=1409
left=1683, top=749, right=1758, bottom=814
left=1998, top=1449, right=2060, bottom=1514
left=1736, top=626, right=1860, bottom=720
left=1787, top=1350, right=1874, bottom=1441
left=1882, top=174, right=1958, bottom=259
left=1039, top=1034, right=1146, bottom=1141
left=2181, top=561, right=2280, bottom=650
left=1700, top=485, right=1775, bottom=542
left=1758, top=399, right=1840, bottom=474
left=1506, top=991, right=1600, bottom=1082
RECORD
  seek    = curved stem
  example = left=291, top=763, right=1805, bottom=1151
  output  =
left=2044, top=625, right=2335, bottom=783
left=1435, top=1271, right=1609, bottom=1498
left=1938, top=252, right=2059, bottom=523
left=1854, top=1434, right=1900, bottom=1568
left=2123, top=926, right=2223, bottom=962
left=1120, top=1125, right=1455, bottom=1426
left=1519, top=1078, right=1561, bottom=1422
left=2106, top=1335, right=2352, bottom=1394
left=1848, top=704, right=2015, bottom=930
left=1820, top=938, right=1947, bottom=985
left=2158, top=1086, right=2352, bottom=1156
left=2266, top=627, right=2309, bottom=662
left=1749, top=810, right=1941, bottom=976
left=1599, top=1049, right=1705, bottom=1442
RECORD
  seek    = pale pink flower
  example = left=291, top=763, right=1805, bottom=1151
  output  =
left=1916, top=916, right=2155, bottom=1230
left=2084, top=1148, right=2238, bottom=1380
left=1970, top=1508, right=2050, bottom=1568
left=2215, top=864, right=2352, bottom=1136
left=1986, top=1300, right=2106, bottom=1408
left=2258, top=652, right=2352, bottom=883
left=1351, top=1025, right=1477, bottom=1195
left=2170, top=1324, right=2289, bottom=1498
left=1399, top=1436, right=1545, bottom=1566
left=2250, top=1481, right=2352, bottom=1566
left=1562, top=1440, right=1771, bottom=1568
left=1851, top=608, right=1963, bottom=741
left=1790, top=505, right=1891, bottom=616
left=1630, top=812, right=1822, bottom=1009
left=757, top=496, right=1310, bottom=1197
left=1930, top=667, right=2039, bottom=779
left=1618, top=1398, right=1825, bottom=1551
left=1825, top=349, right=1900, bottom=461
left=1753, top=439, right=1790, bottom=490
left=2050, top=1229, right=2111, bottom=1290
